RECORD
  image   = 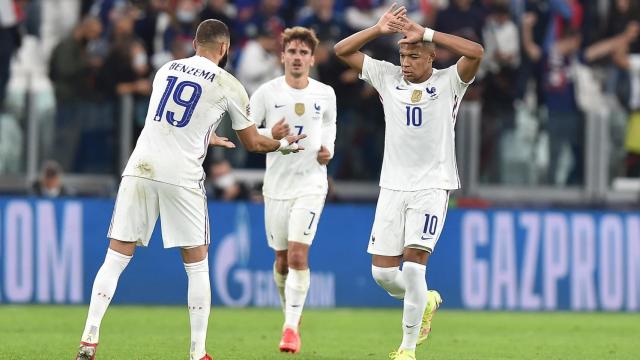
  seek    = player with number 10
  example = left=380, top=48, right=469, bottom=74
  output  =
left=75, top=20, right=305, bottom=360
left=335, top=4, right=483, bottom=359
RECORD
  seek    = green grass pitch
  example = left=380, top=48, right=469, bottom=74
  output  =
left=0, top=306, right=639, bottom=359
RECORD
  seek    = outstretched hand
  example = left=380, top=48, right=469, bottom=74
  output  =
left=209, top=134, right=236, bottom=148
left=375, top=3, right=407, bottom=35
left=280, top=134, right=306, bottom=154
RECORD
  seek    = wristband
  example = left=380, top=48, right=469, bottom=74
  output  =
left=422, top=27, right=435, bottom=42
left=277, top=138, right=288, bottom=151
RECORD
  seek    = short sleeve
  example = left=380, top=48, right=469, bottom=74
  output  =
left=359, top=54, right=397, bottom=91
left=225, top=77, right=254, bottom=131
left=449, top=63, right=474, bottom=97
left=321, top=86, right=337, bottom=157
left=249, top=83, right=267, bottom=127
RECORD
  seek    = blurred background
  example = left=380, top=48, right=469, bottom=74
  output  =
left=0, top=0, right=639, bottom=314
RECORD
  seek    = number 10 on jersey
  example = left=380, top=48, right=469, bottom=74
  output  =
left=405, top=106, right=423, bottom=127
left=154, top=76, right=203, bottom=128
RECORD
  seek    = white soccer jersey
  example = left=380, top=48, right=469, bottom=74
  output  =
left=359, top=55, right=471, bottom=191
left=123, top=55, right=253, bottom=188
left=250, top=76, right=337, bottom=199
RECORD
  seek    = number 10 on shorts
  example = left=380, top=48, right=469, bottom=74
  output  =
left=421, top=213, right=438, bottom=240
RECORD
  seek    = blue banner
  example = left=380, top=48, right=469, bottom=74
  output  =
left=0, top=198, right=638, bottom=311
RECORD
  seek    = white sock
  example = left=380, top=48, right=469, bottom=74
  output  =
left=400, top=262, right=428, bottom=351
left=371, top=265, right=406, bottom=299
left=81, top=248, right=132, bottom=344
left=185, top=256, right=211, bottom=360
left=284, top=268, right=310, bottom=331
left=273, top=262, right=288, bottom=312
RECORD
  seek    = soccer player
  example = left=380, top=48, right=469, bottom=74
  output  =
left=75, top=20, right=305, bottom=360
left=335, top=4, right=483, bottom=360
left=249, top=27, right=336, bottom=354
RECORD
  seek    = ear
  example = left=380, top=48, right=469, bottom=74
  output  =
left=310, top=55, right=315, bottom=67
left=192, top=39, right=197, bottom=52
left=281, top=51, right=285, bottom=64
left=220, top=42, right=227, bottom=57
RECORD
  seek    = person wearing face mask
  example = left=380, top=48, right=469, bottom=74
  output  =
left=205, top=159, right=250, bottom=201
left=30, top=160, right=71, bottom=198
left=49, top=16, right=104, bottom=171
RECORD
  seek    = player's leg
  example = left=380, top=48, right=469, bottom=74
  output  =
left=181, top=245, right=211, bottom=360
left=396, top=248, right=429, bottom=356
left=399, top=189, right=449, bottom=354
left=77, top=177, right=159, bottom=359
left=274, top=250, right=288, bottom=310
left=368, top=189, right=406, bottom=298
left=265, top=197, right=291, bottom=311
left=279, top=195, right=325, bottom=353
left=159, top=182, right=212, bottom=360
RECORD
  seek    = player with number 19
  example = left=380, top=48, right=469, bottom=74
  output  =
left=75, top=20, right=305, bottom=360
left=249, top=27, right=336, bottom=354
left=335, top=4, right=483, bottom=360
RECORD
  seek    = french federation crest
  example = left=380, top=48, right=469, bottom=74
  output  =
left=295, top=103, right=305, bottom=116
left=411, top=90, right=422, bottom=103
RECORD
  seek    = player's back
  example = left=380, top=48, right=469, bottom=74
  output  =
left=123, top=56, right=251, bottom=188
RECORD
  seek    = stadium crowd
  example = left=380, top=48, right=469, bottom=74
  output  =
left=0, top=0, right=639, bottom=197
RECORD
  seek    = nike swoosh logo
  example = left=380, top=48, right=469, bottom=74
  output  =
left=405, top=323, right=418, bottom=329
left=291, top=304, right=301, bottom=308
left=421, top=236, right=432, bottom=240
left=395, top=85, right=408, bottom=90
left=275, top=104, right=286, bottom=108
left=303, top=231, right=311, bottom=235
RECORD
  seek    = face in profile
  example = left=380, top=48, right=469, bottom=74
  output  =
left=399, top=42, right=435, bottom=83
left=281, top=40, right=314, bottom=78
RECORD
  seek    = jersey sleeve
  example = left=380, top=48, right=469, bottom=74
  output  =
left=225, top=76, right=254, bottom=131
left=450, top=62, right=474, bottom=97
left=249, top=83, right=269, bottom=134
left=321, top=86, right=337, bottom=158
left=358, top=54, right=396, bottom=91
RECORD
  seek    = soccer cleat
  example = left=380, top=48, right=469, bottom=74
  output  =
left=417, top=290, right=443, bottom=346
left=279, top=327, right=301, bottom=353
left=75, top=342, right=98, bottom=360
left=388, top=349, right=416, bottom=360
left=199, top=354, right=213, bottom=360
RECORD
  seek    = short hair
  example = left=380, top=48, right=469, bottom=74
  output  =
left=282, top=26, right=320, bottom=54
left=195, top=19, right=230, bottom=47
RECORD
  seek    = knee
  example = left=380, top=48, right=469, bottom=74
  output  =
left=275, top=252, right=288, bottom=274
left=287, top=248, right=308, bottom=269
left=371, top=265, right=399, bottom=286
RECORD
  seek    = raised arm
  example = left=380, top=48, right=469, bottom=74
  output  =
left=399, top=16, right=484, bottom=83
left=334, top=3, right=407, bottom=73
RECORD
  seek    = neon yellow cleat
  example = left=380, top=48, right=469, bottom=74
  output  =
left=417, top=290, right=443, bottom=346
left=388, top=349, right=416, bottom=360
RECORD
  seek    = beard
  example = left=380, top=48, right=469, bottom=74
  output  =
left=218, top=52, right=228, bottom=69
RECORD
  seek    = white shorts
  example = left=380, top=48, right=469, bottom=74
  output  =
left=264, top=195, right=326, bottom=251
left=108, top=176, right=209, bottom=248
left=367, top=188, right=449, bottom=256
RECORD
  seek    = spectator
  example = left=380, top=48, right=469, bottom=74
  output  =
left=0, top=0, right=21, bottom=110
left=522, top=12, right=639, bottom=185
left=49, top=16, right=104, bottom=171
left=31, top=160, right=71, bottom=197
left=205, top=159, right=251, bottom=201
left=479, top=2, right=521, bottom=183
left=235, top=23, right=282, bottom=95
